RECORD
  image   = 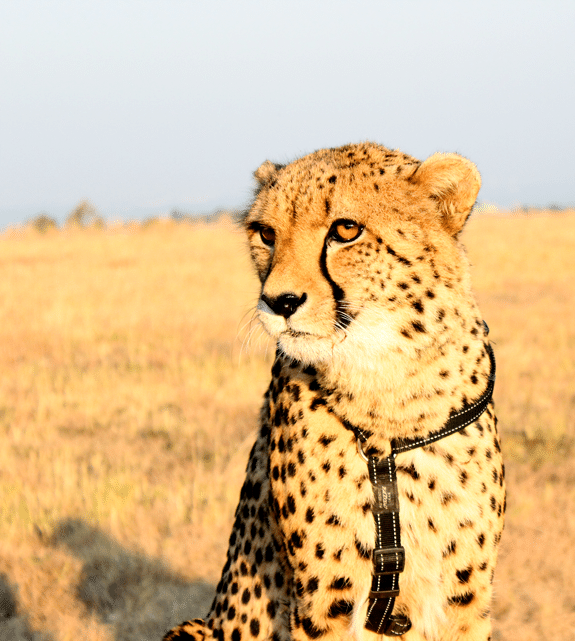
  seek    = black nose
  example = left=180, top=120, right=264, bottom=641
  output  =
left=261, top=293, right=307, bottom=318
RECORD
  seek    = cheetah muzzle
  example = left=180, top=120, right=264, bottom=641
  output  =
left=163, top=142, right=505, bottom=641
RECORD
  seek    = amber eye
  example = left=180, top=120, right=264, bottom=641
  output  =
left=330, top=219, right=363, bottom=243
left=259, top=226, right=276, bottom=246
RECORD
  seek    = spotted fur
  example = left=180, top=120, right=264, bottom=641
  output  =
left=163, top=142, right=505, bottom=641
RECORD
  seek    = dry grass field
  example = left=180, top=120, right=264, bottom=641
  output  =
left=0, top=211, right=574, bottom=641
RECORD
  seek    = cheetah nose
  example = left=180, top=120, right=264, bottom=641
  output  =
left=261, top=293, right=307, bottom=318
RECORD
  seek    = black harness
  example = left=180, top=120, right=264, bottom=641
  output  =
left=349, top=340, right=496, bottom=636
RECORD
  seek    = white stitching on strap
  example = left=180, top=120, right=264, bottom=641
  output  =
left=393, top=401, right=491, bottom=453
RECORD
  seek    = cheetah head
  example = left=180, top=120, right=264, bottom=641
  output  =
left=243, top=142, right=481, bottom=367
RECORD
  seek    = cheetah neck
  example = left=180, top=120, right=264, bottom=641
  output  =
left=310, top=323, right=491, bottom=454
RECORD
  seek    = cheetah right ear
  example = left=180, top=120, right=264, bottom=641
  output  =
left=254, top=160, right=283, bottom=186
left=409, top=153, right=481, bottom=236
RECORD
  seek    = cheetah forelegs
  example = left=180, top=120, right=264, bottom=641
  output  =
left=162, top=618, right=207, bottom=640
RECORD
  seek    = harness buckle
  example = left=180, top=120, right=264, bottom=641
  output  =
left=356, top=437, right=369, bottom=463
left=384, top=614, right=412, bottom=636
left=373, top=547, right=405, bottom=575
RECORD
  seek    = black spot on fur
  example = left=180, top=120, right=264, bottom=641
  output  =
left=271, top=359, right=281, bottom=377
left=310, top=397, right=327, bottom=411
left=326, top=514, right=343, bottom=527
left=386, top=245, right=411, bottom=266
left=354, top=538, right=371, bottom=559
left=308, top=577, right=319, bottom=593
left=290, top=531, right=304, bottom=549
left=327, top=600, right=354, bottom=618
left=330, top=576, right=352, bottom=590
left=443, top=540, right=457, bottom=557
left=397, top=463, right=420, bottom=480
left=296, top=579, right=305, bottom=597
left=448, top=592, right=475, bottom=606
left=309, top=379, right=320, bottom=391
left=250, top=619, right=260, bottom=637
left=302, top=618, right=325, bottom=639
left=456, top=567, right=473, bottom=584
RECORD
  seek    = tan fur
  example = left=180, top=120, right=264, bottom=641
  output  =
left=163, top=142, right=505, bottom=641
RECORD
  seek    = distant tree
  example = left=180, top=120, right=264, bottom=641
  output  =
left=142, top=216, right=160, bottom=228
left=171, top=209, right=186, bottom=222
left=29, top=213, right=58, bottom=233
left=66, top=200, right=105, bottom=229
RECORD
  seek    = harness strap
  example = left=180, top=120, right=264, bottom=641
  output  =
left=363, top=454, right=409, bottom=636
left=356, top=339, right=496, bottom=636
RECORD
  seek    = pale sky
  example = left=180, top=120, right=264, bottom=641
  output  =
left=1, top=0, right=574, bottom=228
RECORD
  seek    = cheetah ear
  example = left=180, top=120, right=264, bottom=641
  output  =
left=254, top=160, right=282, bottom=186
left=410, top=153, right=481, bottom=236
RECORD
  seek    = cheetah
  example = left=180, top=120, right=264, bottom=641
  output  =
left=163, top=142, right=505, bottom=641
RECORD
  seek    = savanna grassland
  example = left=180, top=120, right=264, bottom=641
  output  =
left=0, top=212, right=574, bottom=641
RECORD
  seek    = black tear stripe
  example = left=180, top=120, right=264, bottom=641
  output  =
left=319, top=241, right=351, bottom=330
left=262, top=260, right=273, bottom=284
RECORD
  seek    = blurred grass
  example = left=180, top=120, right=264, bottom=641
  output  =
left=463, top=213, right=575, bottom=468
left=0, top=212, right=574, bottom=640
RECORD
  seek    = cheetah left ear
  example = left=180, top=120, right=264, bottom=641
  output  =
left=409, top=153, right=481, bottom=236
